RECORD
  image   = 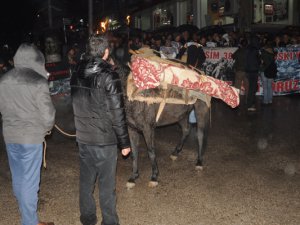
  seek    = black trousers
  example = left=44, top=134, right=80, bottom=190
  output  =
left=247, top=72, right=259, bottom=108
left=78, top=143, right=119, bottom=225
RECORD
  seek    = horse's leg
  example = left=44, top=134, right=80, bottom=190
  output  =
left=170, top=116, right=190, bottom=161
left=142, top=127, right=159, bottom=187
left=126, top=127, right=140, bottom=189
left=194, top=100, right=210, bottom=170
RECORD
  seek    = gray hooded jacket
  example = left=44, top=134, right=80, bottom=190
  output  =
left=0, top=43, right=56, bottom=144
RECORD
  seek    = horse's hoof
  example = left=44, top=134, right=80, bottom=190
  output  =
left=148, top=181, right=158, bottom=188
left=195, top=165, right=204, bottom=171
left=170, top=154, right=178, bottom=161
left=126, top=182, right=136, bottom=189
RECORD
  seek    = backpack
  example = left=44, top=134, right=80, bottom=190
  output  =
left=264, top=59, right=277, bottom=79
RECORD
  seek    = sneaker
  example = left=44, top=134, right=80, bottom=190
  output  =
left=247, top=107, right=256, bottom=111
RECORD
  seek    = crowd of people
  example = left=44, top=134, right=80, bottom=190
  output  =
left=1, top=28, right=299, bottom=113
left=131, top=29, right=299, bottom=50
left=41, top=28, right=300, bottom=111
left=110, top=29, right=299, bottom=111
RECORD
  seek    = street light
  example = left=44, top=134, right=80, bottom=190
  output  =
left=126, top=15, right=131, bottom=25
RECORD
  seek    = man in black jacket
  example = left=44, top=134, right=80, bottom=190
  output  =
left=70, top=35, right=131, bottom=225
left=245, top=35, right=261, bottom=111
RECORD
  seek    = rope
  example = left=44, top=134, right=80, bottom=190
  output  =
left=54, top=124, right=76, bottom=137
left=43, top=140, right=47, bottom=168
left=43, top=130, right=52, bottom=169
left=42, top=124, right=76, bottom=169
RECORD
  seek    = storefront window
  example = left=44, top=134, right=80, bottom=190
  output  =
left=153, top=8, right=173, bottom=29
left=186, top=0, right=194, bottom=24
left=207, top=0, right=234, bottom=26
left=253, top=0, right=289, bottom=24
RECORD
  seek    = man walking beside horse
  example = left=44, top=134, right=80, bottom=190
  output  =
left=70, top=34, right=131, bottom=225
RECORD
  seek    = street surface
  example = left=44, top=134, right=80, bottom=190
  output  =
left=1, top=95, right=300, bottom=225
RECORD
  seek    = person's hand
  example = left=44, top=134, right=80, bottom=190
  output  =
left=121, top=147, right=131, bottom=156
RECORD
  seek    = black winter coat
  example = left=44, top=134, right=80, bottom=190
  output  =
left=245, top=46, right=261, bottom=73
left=232, top=47, right=247, bottom=71
left=70, top=57, right=130, bottom=149
left=186, top=45, right=206, bottom=69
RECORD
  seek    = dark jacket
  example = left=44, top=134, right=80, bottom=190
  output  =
left=245, top=36, right=261, bottom=73
left=261, top=47, right=277, bottom=78
left=0, top=43, right=56, bottom=144
left=245, top=46, right=261, bottom=73
left=186, top=44, right=206, bottom=69
left=70, top=57, right=130, bottom=149
left=232, top=47, right=247, bottom=71
left=260, top=48, right=275, bottom=71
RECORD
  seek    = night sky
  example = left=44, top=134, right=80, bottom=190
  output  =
left=0, top=0, right=36, bottom=46
left=0, top=0, right=87, bottom=48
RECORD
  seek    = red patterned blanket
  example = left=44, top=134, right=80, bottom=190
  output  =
left=131, top=53, right=240, bottom=108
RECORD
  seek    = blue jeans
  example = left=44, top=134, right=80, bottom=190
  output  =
left=261, top=72, right=273, bottom=104
left=78, top=143, right=119, bottom=225
left=6, top=143, right=43, bottom=225
left=189, top=110, right=197, bottom=123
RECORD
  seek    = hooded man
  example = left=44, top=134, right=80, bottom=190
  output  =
left=0, top=43, right=56, bottom=225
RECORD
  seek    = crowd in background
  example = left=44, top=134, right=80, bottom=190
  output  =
left=108, top=28, right=300, bottom=65
left=1, top=27, right=300, bottom=111
left=1, top=28, right=299, bottom=71
left=107, top=28, right=298, bottom=111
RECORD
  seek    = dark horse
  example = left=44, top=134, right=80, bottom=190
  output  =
left=125, top=99, right=210, bottom=188
left=118, top=66, right=210, bottom=188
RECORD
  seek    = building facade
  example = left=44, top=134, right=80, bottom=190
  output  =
left=131, top=0, right=299, bottom=31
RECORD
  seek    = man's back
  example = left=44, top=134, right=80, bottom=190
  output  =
left=71, top=57, right=130, bottom=149
left=0, top=43, right=55, bottom=144
left=232, top=47, right=247, bottom=71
